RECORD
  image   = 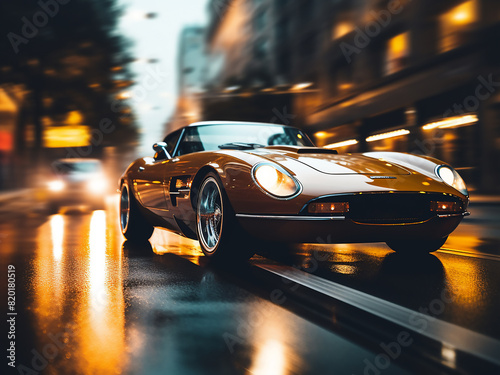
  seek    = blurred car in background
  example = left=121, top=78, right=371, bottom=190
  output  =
left=46, top=158, right=108, bottom=213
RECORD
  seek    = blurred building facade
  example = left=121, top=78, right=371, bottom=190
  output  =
left=200, top=0, right=500, bottom=193
left=0, top=85, right=23, bottom=190
left=167, top=26, right=207, bottom=132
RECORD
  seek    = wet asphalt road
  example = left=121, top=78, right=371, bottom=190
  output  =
left=1, top=196, right=500, bottom=375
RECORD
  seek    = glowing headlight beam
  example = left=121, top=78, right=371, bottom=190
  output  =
left=436, top=165, right=468, bottom=196
left=437, top=166, right=455, bottom=186
left=253, top=164, right=300, bottom=198
left=88, top=179, right=107, bottom=193
left=48, top=180, right=65, bottom=192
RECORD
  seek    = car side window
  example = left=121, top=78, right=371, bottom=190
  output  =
left=176, top=127, right=205, bottom=156
left=157, top=130, right=182, bottom=160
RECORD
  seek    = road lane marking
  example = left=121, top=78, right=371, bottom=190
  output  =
left=438, top=248, right=500, bottom=262
left=257, top=263, right=500, bottom=367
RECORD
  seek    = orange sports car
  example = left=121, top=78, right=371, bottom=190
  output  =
left=119, top=121, right=469, bottom=260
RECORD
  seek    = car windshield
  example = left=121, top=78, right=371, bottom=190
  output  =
left=52, top=161, right=101, bottom=175
left=176, top=124, right=314, bottom=156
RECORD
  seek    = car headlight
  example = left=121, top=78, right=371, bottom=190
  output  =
left=87, top=179, right=107, bottom=193
left=253, top=164, right=300, bottom=198
left=48, top=180, right=65, bottom=192
left=436, top=165, right=468, bottom=196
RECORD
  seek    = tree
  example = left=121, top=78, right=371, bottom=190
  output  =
left=0, top=0, right=138, bottom=161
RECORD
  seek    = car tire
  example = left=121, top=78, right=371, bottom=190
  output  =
left=120, top=184, right=154, bottom=243
left=386, top=237, right=448, bottom=254
left=196, top=172, right=255, bottom=262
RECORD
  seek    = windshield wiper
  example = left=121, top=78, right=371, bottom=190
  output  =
left=218, top=142, right=265, bottom=150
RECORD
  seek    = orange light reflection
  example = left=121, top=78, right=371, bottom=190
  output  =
left=436, top=234, right=486, bottom=321
left=250, top=339, right=287, bottom=375
left=77, top=210, right=126, bottom=374
left=246, top=304, right=303, bottom=375
left=151, top=228, right=202, bottom=265
left=33, top=211, right=127, bottom=374
left=51, top=214, right=64, bottom=262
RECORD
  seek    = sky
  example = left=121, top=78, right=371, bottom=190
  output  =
left=118, top=0, right=209, bottom=155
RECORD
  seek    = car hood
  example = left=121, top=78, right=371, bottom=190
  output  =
left=250, top=146, right=411, bottom=175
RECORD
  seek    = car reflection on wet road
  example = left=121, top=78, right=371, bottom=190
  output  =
left=1, top=198, right=500, bottom=374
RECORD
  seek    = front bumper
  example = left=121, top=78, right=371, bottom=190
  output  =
left=236, top=212, right=469, bottom=243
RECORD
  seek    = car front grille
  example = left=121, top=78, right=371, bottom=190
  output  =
left=304, top=193, right=464, bottom=224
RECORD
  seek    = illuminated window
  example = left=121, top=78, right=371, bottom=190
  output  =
left=254, top=38, right=269, bottom=59
left=385, top=32, right=410, bottom=75
left=333, top=21, right=354, bottom=40
left=439, top=0, right=477, bottom=52
left=336, top=64, right=353, bottom=93
left=254, top=10, right=266, bottom=30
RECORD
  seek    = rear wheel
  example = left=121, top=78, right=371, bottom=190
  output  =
left=386, top=237, right=448, bottom=254
left=196, top=173, right=254, bottom=262
left=120, top=184, right=154, bottom=243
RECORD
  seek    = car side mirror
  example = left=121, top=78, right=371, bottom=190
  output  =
left=153, top=142, right=171, bottom=160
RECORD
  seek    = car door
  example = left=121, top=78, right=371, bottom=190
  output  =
left=162, top=128, right=203, bottom=238
left=133, top=158, right=169, bottom=210
left=134, top=129, right=184, bottom=211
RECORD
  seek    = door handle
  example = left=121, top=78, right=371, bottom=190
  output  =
left=138, top=167, right=145, bottom=172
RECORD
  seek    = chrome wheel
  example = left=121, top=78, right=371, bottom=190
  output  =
left=197, top=177, right=223, bottom=253
left=120, top=186, right=130, bottom=234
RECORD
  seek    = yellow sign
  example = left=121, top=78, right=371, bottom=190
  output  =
left=44, top=125, right=91, bottom=148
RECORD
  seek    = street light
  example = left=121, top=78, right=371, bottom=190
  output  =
left=117, top=92, right=132, bottom=100
left=291, top=82, right=313, bottom=91
left=325, top=139, right=359, bottom=149
left=366, top=129, right=410, bottom=142
left=122, top=10, right=159, bottom=22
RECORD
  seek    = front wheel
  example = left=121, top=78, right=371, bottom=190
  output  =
left=120, top=184, right=154, bottom=243
left=196, top=173, right=254, bottom=262
left=386, top=237, right=448, bottom=254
